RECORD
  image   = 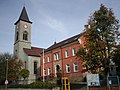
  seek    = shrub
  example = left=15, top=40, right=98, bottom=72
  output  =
left=9, top=81, right=57, bottom=89
left=30, top=81, right=57, bottom=89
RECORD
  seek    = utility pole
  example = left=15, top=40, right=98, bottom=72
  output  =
left=43, top=49, right=45, bottom=82
left=5, top=58, right=8, bottom=90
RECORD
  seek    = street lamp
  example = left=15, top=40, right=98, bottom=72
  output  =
left=5, top=58, right=8, bottom=90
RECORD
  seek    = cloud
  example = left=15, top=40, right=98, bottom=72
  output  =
left=29, top=0, right=68, bottom=34
left=46, top=16, right=68, bottom=34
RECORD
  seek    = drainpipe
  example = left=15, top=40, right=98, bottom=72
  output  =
left=60, top=47, right=64, bottom=77
left=43, top=49, right=45, bottom=82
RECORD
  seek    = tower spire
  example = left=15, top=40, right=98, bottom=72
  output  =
left=15, top=6, right=32, bottom=25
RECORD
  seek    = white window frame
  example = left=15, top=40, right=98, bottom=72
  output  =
left=78, top=38, right=81, bottom=44
left=65, top=50, right=69, bottom=58
left=44, top=68, right=46, bottom=76
left=72, top=48, right=76, bottom=56
left=48, top=68, right=51, bottom=75
left=73, top=62, right=78, bottom=72
left=56, top=53, right=60, bottom=60
left=47, top=56, right=51, bottom=62
left=66, top=64, right=70, bottom=73
left=54, top=52, right=60, bottom=60
left=43, top=57, right=46, bottom=63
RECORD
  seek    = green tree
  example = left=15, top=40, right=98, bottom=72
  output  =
left=0, top=53, right=23, bottom=83
left=112, top=45, right=120, bottom=76
left=77, top=4, right=119, bottom=78
left=19, top=69, right=29, bottom=80
left=8, top=58, right=23, bottom=81
left=0, top=52, right=12, bottom=62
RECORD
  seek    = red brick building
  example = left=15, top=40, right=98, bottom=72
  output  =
left=40, top=33, right=85, bottom=81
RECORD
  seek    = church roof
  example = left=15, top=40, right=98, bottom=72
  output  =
left=23, top=47, right=43, bottom=57
left=15, top=6, right=32, bottom=25
left=44, top=33, right=84, bottom=52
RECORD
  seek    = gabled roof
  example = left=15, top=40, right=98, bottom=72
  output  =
left=23, top=47, right=43, bottom=57
left=45, top=33, right=83, bottom=52
left=15, top=6, right=32, bottom=25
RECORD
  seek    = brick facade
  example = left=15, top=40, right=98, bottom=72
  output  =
left=40, top=33, right=85, bottom=81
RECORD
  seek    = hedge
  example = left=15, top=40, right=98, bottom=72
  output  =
left=8, top=81, right=57, bottom=89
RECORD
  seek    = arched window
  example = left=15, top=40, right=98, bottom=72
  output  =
left=66, top=64, right=70, bottom=73
left=73, top=62, right=78, bottom=72
left=44, top=68, right=46, bottom=76
left=65, top=50, right=69, bottom=58
left=48, top=68, right=51, bottom=75
left=34, top=62, right=37, bottom=74
left=56, top=65, right=60, bottom=73
left=16, top=31, right=19, bottom=41
left=72, top=48, right=76, bottom=56
left=23, top=31, right=28, bottom=40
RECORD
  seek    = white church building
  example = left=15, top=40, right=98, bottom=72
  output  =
left=13, top=6, right=43, bottom=84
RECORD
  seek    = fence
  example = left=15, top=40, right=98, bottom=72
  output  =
left=89, top=86, right=119, bottom=90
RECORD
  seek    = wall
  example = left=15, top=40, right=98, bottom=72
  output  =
left=40, top=39, right=84, bottom=80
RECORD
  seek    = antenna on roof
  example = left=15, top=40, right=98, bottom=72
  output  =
left=54, top=38, right=57, bottom=44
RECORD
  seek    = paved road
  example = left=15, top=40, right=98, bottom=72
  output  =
left=70, top=82, right=87, bottom=90
left=71, top=86, right=87, bottom=90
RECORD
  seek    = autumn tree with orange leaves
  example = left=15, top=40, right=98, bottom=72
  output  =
left=77, top=4, right=120, bottom=78
left=0, top=53, right=23, bottom=84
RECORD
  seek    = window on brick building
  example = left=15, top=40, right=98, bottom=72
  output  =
left=78, top=38, right=81, bottom=44
left=56, top=65, right=60, bottom=73
left=47, top=56, right=51, bottom=62
left=54, top=52, right=60, bottom=60
left=72, top=48, right=76, bottom=56
left=65, top=50, right=69, bottom=58
left=44, top=68, right=46, bottom=76
left=66, top=64, right=70, bottom=73
left=73, top=62, right=78, bottom=72
left=48, top=68, right=51, bottom=75
left=43, top=57, right=46, bottom=63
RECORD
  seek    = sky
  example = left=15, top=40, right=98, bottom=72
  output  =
left=0, top=0, right=120, bottom=54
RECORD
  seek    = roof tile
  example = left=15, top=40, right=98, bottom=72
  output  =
left=24, top=47, right=43, bottom=57
left=45, top=33, right=83, bottom=52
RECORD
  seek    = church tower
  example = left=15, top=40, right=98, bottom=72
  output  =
left=14, top=6, right=32, bottom=60
left=13, top=6, right=42, bottom=84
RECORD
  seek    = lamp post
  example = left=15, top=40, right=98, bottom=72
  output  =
left=5, top=58, right=8, bottom=90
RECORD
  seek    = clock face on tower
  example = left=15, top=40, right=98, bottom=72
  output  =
left=23, top=24, right=28, bottom=29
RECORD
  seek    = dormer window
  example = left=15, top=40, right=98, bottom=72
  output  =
left=23, top=31, right=28, bottom=40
